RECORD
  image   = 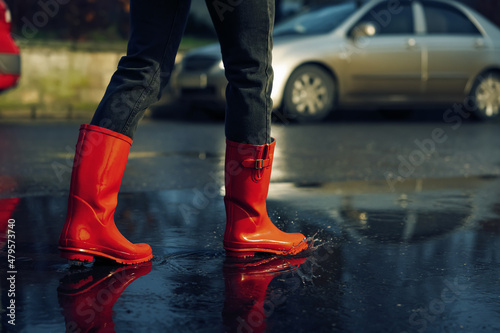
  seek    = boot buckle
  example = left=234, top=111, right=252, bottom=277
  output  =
left=241, top=158, right=269, bottom=169
left=255, top=159, right=264, bottom=169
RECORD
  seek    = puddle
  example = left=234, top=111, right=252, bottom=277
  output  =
left=1, top=177, right=500, bottom=332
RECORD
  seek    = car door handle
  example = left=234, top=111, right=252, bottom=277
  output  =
left=407, top=38, right=417, bottom=49
left=474, top=38, right=486, bottom=49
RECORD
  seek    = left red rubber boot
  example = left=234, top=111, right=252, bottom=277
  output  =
left=59, top=125, right=152, bottom=265
left=223, top=138, right=309, bottom=257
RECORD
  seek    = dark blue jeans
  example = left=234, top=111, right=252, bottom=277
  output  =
left=91, top=0, right=274, bottom=145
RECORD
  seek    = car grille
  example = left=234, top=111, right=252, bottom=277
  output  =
left=182, top=55, right=219, bottom=71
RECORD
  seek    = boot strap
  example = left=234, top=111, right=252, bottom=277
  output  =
left=241, top=158, right=271, bottom=169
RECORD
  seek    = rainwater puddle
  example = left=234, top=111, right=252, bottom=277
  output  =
left=1, top=176, right=500, bottom=332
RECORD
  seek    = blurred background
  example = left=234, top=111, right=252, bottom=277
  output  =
left=0, top=0, right=499, bottom=119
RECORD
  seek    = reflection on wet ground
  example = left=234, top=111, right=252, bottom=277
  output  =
left=1, top=176, right=500, bottom=332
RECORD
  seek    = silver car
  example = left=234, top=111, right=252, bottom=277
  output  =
left=171, top=0, right=500, bottom=121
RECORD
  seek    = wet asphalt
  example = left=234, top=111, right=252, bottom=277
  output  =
left=0, top=110, right=500, bottom=332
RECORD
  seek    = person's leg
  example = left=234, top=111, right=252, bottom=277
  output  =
left=91, top=0, right=192, bottom=140
left=59, top=0, right=191, bottom=265
left=206, top=0, right=274, bottom=145
left=206, top=0, right=309, bottom=256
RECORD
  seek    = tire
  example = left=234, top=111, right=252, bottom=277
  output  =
left=469, top=71, right=500, bottom=121
left=283, top=65, right=336, bottom=122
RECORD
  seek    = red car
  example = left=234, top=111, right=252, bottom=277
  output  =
left=0, top=0, right=20, bottom=92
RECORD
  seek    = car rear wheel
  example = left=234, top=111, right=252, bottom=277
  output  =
left=470, top=72, right=500, bottom=121
left=283, top=65, right=335, bottom=122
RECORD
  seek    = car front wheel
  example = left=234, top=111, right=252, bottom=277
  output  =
left=470, top=72, right=500, bottom=121
left=283, top=65, right=335, bottom=122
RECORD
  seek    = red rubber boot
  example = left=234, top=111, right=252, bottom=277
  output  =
left=223, top=138, right=308, bottom=257
left=59, top=125, right=152, bottom=265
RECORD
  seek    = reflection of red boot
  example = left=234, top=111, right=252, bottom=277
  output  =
left=224, top=139, right=308, bottom=257
left=59, top=125, right=152, bottom=265
left=58, top=261, right=152, bottom=332
left=223, top=256, right=306, bottom=333
left=0, top=198, right=20, bottom=249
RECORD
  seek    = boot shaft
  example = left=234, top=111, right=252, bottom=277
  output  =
left=224, top=138, right=276, bottom=207
left=68, top=125, right=132, bottom=225
left=224, top=138, right=276, bottom=241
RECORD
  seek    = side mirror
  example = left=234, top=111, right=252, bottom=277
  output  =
left=351, top=22, right=377, bottom=40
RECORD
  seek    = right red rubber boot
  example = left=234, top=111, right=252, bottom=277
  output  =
left=58, top=125, right=152, bottom=265
left=223, top=139, right=309, bottom=257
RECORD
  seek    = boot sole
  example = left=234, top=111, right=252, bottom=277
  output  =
left=225, top=239, right=310, bottom=257
left=59, top=247, right=153, bottom=265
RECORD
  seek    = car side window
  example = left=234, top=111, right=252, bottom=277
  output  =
left=356, top=2, right=414, bottom=35
left=422, top=2, right=481, bottom=35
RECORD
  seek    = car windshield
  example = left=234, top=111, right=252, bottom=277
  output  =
left=274, top=2, right=358, bottom=36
